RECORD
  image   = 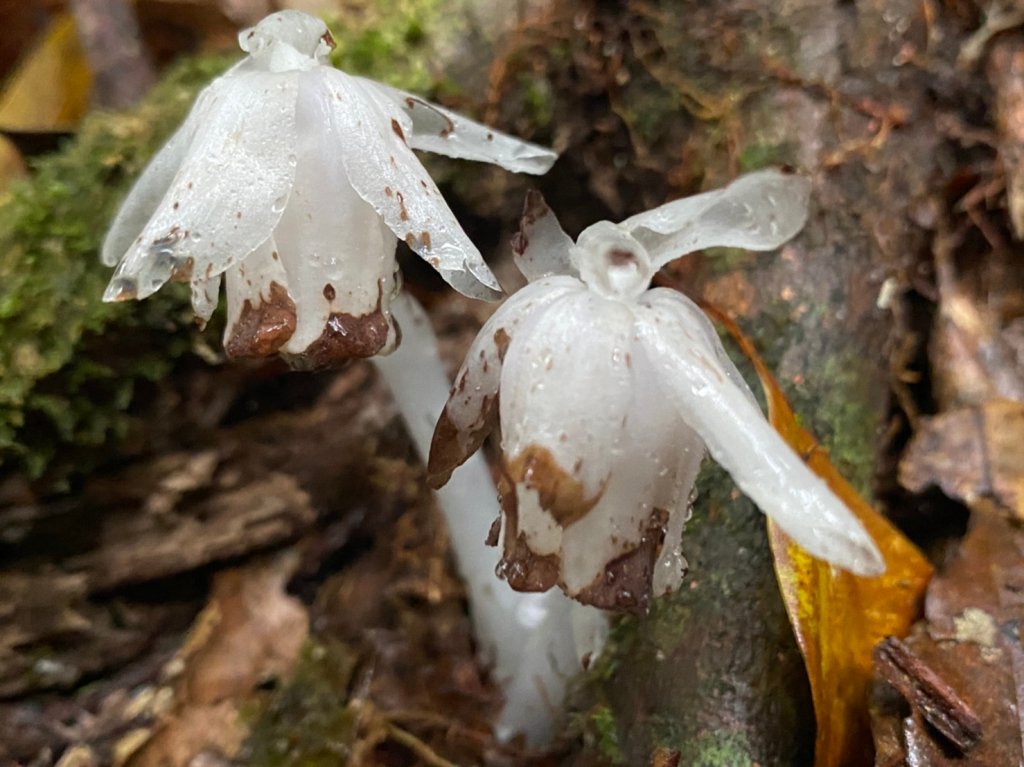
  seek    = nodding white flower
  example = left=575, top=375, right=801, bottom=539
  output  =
left=101, top=10, right=556, bottom=367
left=428, top=169, right=885, bottom=612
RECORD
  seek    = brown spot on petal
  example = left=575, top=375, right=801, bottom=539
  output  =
left=170, top=256, right=194, bottom=283
left=496, top=474, right=561, bottom=592
left=321, top=30, right=336, bottom=49
left=396, top=191, right=409, bottom=221
left=323, top=284, right=336, bottom=301
left=224, top=282, right=297, bottom=359
left=573, top=508, right=670, bottom=614
left=391, top=118, right=406, bottom=144
left=608, top=248, right=638, bottom=267
left=404, top=233, right=417, bottom=248
left=385, top=186, right=393, bottom=197
left=485, top=516, right=501, bottom=547
left=287, top=289, right=396, bottom=370
left=512, top=190, right=553, bottom=256
left=494, top=327, right=511, bottom=360
left=421, top=231, right=431, bottom=250
left=427, top=392, right=498, bottom=488
left=506, top=445, right=603, bottom=527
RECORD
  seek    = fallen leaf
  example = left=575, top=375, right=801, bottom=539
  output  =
left=703, top=301, right=934, bottom=767
left=871, top=513, right=1024, bottom=765
left=0, top=13, right=93, bottom=133
left=900, top=399, right=1024, bottom=519
left=124, top=554, right=309, bottom=767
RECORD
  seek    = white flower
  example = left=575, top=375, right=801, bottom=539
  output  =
left=101, top=10, right=556, bottom=367
left=428, top=169, right=885, bottom=612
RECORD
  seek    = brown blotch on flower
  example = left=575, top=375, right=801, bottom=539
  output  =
left=391, top=118, right=406, bottom=144
left=496, top=474, right=561, bottom=592
left=506, top=444, right=603, bottom=528
left=323, top=283, right=336, bottom=301
left=574, top=508, right=670, bottom=614
left=427, top=390, right=499, bottom=488
left=288, top=290, right=395, bottom=370
left=512, top=189, right=553, bottom=256
left=225, top=282, right=297, bottom=359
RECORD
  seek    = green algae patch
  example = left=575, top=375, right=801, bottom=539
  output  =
left=327, top=0, right=460, bottom=94
left=0, top=55, right=234, bottom=478
left=246, top=640, right=359, bottom=767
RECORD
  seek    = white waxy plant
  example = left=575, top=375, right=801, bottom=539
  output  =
left=429, top=169, right=886, bottom=612
left=99, top=9, right=587, bottom=742
left=101, top=10, right=556, bottom=368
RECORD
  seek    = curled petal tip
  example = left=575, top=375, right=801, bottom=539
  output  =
left=102, top=278, right=138, bottom=302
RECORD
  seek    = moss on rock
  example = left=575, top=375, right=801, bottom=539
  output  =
left=0, top=55, right=232, bottom=478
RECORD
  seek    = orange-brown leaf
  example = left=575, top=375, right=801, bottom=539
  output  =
left=704, top=301, right=933, bottom=767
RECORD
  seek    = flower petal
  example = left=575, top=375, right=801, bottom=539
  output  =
left=616, top=169, right=811, bottom=269
left=558, top=343, right=703, bottom=604
left=501, top=289, right=636, bottom=521
left=222, top=238, right=297, bottom=358
left=190, top=272, right=222, bottom=327
left=635, top=290, right=884, bottom=576
left=270, top=73, right=400, bottom=366
left=511, top=190, right=578, bottom=281
left=319, top=68, right=502, bottom=300
left=427, top=275, right=581, bottom=486
left=103, top=68, right=299, bottom=302
left=360, top=79, right=558, bottom=175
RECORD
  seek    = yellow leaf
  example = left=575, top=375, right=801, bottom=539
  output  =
left=0, top=13, right=93, bottom=133
left=703, top=300, right=933, bottom=767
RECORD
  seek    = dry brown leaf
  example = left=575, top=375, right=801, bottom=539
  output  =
left=124, top=554, right=309, bottom=767
left=705, top=302, right=934, bottom=767
left=900, top=399, right=1024, bottom=519
left=0, top=13, right=93, bottom=132
left=871, top=513, right=1024, bottom=765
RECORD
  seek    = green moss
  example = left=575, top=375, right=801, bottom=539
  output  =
left=327, top=0, right=456, bottom=93
left=787, top=351, right=877, bottom=495
left=737, top=141, right=792, bottom=172
left=0, top=55, right=233, bottom=478
left=683, top=731, right=754, bottom=767
left=246, top=640, right=359, bottom=767
left=591, top=704, right=626, bottom=765
left=520, top=74, right=555, bottom=128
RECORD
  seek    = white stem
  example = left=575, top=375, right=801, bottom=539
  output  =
left=372, top=292, right=607, bottom=744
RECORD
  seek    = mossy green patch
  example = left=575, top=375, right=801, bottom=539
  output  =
left=246, top=640, right=359, bottom=767
left=0, top=55, right=233, bottom=478
left=683, top=731, right=754, bottom=767
left=327, top=0, right=457, bottom=93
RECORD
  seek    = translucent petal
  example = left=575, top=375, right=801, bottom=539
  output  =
left=222, top=238, right=297, bottom=359
left=635, top=293, right=884, bottom=576
left=428, top=275, right=581, bottom=485
left=359, top=79, right=557, bottom=175
left=616, top=169, right=811, bottom=268
left=511, top=190, right=578, bottom=281
left=190, top=272, right=222, bottom=326
left=270, top=73, right=399, bottom=362
left=319, top=68, right=502, bottom=300
left=103, top=68, right=299, bottom=302
left=501, top=290, right=636, bottom=505
left=102, top=94, right=208, bottom=268
left=558, top=343, right=703, bottom=597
